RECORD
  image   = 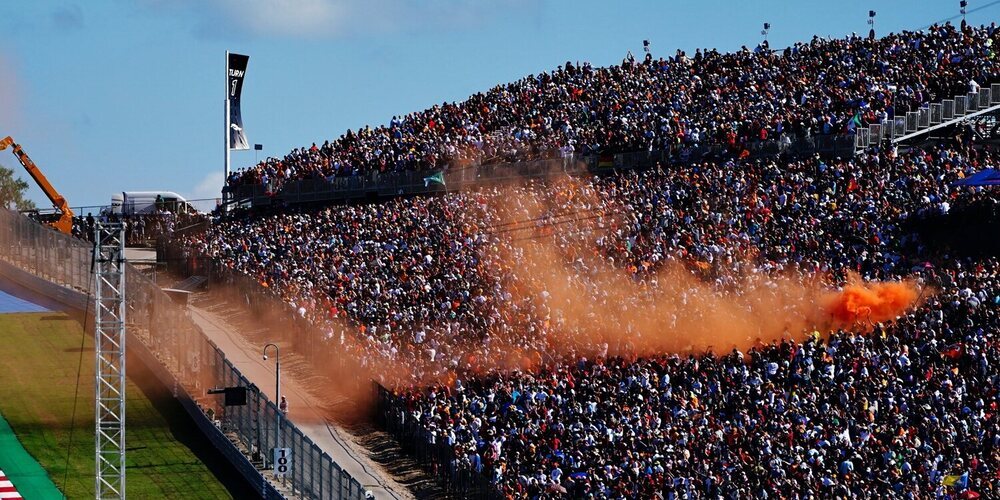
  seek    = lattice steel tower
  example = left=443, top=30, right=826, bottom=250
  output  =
left=94, top=222, right=126, bottom=498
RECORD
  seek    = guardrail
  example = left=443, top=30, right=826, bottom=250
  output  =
left=0, top=210, right=368, bottom=500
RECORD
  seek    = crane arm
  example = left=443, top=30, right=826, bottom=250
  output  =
left=0, top=136, right=75, bottom=234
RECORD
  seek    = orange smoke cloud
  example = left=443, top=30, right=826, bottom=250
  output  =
left=211, top=180, right=928, bottom=393
left=475, top=183, right=928, bottom=363
left=823, top=278, right=921, bottom=328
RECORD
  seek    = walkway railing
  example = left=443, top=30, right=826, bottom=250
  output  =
left=855, top=83, right=1000, bottom=149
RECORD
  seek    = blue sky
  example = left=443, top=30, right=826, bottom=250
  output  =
left=0, top=0, right=997, bottom=210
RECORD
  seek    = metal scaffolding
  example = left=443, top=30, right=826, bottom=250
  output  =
left=94, top=222, right=126, bottom=499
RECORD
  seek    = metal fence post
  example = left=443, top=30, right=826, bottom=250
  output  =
left=339, top=467, right=346, bottom=499
left=309, top=445, right=316, bottom=499
left=317, top=449, right=323, bottom=500
left=294, top=430, right=303, bottom=496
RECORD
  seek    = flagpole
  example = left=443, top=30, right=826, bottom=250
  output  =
left=224, top=50, right=231, bottom=211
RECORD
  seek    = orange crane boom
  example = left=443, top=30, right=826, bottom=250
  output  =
left=0, top=136, right=74, bottom=235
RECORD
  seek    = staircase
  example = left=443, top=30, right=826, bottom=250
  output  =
left=855, top=83, right=1000, bottom=151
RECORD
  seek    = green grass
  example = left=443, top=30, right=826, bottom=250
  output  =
left=0, top=312, right=233, bottom=499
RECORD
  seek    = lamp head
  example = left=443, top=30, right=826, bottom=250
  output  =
left=263, top=354, right=268, bottom=361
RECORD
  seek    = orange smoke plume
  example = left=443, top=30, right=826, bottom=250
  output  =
left=226, top=180, right=929, bottom=392
left=476, top=183, right=928, bottom=363
left=823, top=278, right=921, bottom=328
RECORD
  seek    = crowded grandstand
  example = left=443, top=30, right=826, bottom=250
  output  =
left=168, top=21, right=1000, bottom=498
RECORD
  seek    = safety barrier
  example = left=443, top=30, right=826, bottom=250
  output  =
left=374, top=385, right=501, bottom=499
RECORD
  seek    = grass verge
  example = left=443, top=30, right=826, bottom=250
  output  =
left=0, top=312, right=234, bottom=499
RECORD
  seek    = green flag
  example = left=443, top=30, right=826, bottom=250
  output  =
left=423, top=171, right=446, bottom=187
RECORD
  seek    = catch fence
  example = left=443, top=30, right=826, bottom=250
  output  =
left=0, top=209, right=367, bottom=500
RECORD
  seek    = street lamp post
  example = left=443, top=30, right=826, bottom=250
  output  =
left=263, top=343, right=280, bottom=470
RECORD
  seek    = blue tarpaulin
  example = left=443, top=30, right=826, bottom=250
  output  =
left=954, top=168, right=1000, bottom=186
left=0, top=287, right=48, bottom=314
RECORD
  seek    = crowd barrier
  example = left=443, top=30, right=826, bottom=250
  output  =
left=374, top=386, right=501, bottom=499
left=229, top=134, right=857, bottom=208
left=0, top=209, right=368, bottom=500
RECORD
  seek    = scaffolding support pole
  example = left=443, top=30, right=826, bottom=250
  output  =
left=94, top=222, right=126, bottom=499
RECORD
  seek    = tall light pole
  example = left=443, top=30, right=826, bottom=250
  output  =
left=761, top=22, right=770, bottom=44
left=263, top=343, right=280, bottom=468
left=960, top=1, right=968, bottom=30
left=867, top=10, right=876, bottom=40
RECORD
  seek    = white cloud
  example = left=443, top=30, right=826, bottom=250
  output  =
left=189, top=171, right=224, bottom=203
left=138, top=0, right=529, bottom=39
left=212, top=0, right=342, bottom=38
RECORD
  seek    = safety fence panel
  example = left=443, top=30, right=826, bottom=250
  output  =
left=955, top=96, right=967, bottom=116
left=943, top=99, right=955, bottom=120
left=918, top=107, right=930, bottom=128
left=868, top=123, right=882, bottom=144
left=855, top=128, right=869, bottom=149
left=880, top=120, right=893, bottom=139
left=0, top=213, right=91, bottom=293
left=930, top=103, right=942, bottom=124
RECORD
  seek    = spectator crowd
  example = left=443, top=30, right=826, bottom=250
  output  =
left=227, top=22, right=999, bottom=193
left=175, top=22, right=1000, bottom=498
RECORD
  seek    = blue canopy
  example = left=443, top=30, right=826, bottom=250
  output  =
left=954, top=168, right=1000, bottom=186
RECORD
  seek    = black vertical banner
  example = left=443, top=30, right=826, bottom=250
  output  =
left=228, top=53, right=250, bottom=150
